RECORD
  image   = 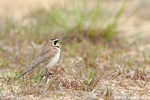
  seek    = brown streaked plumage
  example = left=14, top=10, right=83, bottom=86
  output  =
left=17, top=38, right=60, bottom=78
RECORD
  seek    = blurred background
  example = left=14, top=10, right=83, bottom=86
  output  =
left=0, top=0, right=150, bottom=99
left=0, top=0, right=150, bottom=41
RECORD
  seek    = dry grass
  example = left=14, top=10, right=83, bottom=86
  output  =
left=0, top=0, right=150, bottom=99
left=0, top=38, right=149, bottom=99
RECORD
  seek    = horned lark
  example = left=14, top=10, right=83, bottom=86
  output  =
left=17, top=38, right=61, bottom=78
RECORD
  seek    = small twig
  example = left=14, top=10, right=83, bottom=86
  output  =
left=133, top=79, right=144, bottom=88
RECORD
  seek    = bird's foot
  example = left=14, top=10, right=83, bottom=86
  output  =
left=41, top=71, right=55, bottom=84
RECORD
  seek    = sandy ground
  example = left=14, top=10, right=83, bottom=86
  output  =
left=0, top=0, right=68, bottom=20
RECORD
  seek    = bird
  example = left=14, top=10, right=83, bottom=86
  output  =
left=17, top=38, right=61, bottom=78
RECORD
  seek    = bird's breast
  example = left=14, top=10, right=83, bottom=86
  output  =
left=46, top=48, right=60, bottom=68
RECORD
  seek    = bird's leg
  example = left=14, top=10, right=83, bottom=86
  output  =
left=41, top=68, right=51, bottom=76
left=41, top=68, right=54, bottom=84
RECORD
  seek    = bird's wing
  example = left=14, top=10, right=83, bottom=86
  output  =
left=32, top=46, right=58, bottom=66
left=17, top=46, right=58, bottom=78
left=38, top=40, right=53, bottom=56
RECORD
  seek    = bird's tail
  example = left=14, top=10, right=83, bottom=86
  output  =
left=17, top=65, right=36, bottom=78
left=17, top=57, right=44, bottom=79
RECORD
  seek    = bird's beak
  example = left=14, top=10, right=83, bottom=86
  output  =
left=58, top=39, right=62, bottom=43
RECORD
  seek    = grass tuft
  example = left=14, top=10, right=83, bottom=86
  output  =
left=22, top=0, right=126, bottom=42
